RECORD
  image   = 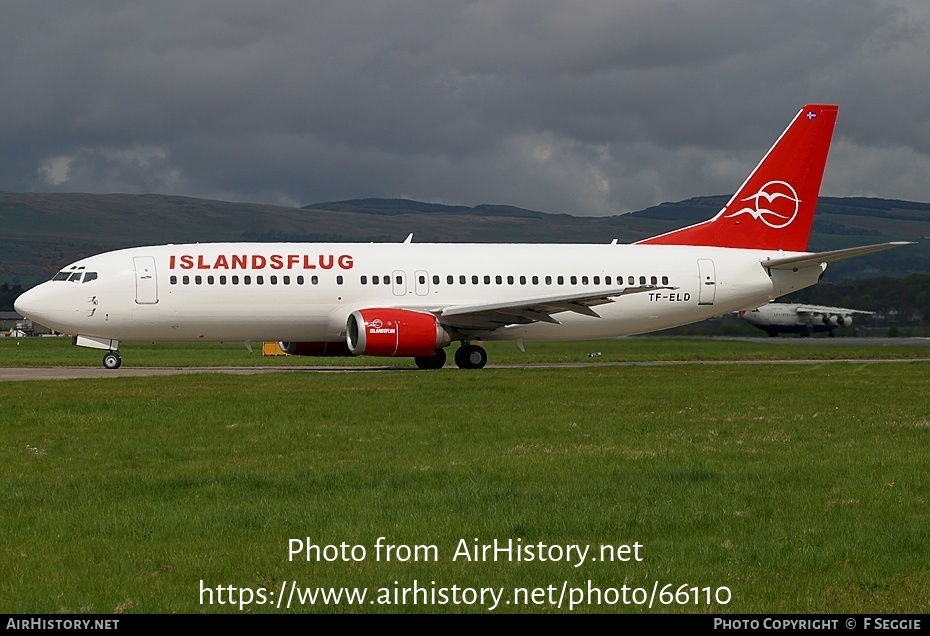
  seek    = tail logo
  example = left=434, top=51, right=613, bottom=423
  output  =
left=724, top=180, right=800, bottom=229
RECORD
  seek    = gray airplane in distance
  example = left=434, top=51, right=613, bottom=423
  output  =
left=738, top=302, right=874, bottom=337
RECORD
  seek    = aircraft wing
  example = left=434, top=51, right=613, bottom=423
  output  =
left=794, top=304, right=874, bottom=316
left=762, top=242, right=914, bottom=270
left=436, top=285, right=671, bottom=331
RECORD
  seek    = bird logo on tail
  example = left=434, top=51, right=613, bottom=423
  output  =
left=724, top=180, right=800, bottom=229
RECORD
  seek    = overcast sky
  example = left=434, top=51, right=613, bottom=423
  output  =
left=2, top=1, right=930, bottom=216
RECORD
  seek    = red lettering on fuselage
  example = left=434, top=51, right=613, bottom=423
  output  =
left=167, top=253, right=355, bottom=270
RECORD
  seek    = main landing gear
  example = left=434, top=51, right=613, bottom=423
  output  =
left=102, top=350, right=122, bottom=369
left=414, top=349, right=447, bottom=370
left=413, top=343, right=488, bottom=370
left=454, top=343, right=487, bottom=369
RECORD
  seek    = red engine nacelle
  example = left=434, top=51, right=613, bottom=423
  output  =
left=278, top=341, right=355, bottom=356
left=347, top=308, right=450, bottom=357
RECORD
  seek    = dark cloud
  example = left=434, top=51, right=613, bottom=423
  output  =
left=1, top=1, right=929, bottom=215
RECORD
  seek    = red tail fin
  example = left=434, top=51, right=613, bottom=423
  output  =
left=637, top=104, right=838, bottom=251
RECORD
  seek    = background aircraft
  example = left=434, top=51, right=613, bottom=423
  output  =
left=739, top=302, right=875, bottom=337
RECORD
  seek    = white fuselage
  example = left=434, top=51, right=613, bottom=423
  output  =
left=15, top=242, right=824, bottom=347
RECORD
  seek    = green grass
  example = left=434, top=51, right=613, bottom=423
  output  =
left=2, top=357, right=929, bottom=614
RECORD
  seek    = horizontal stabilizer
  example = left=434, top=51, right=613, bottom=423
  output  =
left=762, top=242, right=914, bottom=271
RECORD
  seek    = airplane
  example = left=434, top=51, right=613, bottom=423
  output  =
left=14, top=104, right=912, bottom=370
left=738, top=302, right=875, bottom=337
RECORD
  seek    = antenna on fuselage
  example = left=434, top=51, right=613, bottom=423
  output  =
left=403, top=233, right=414, bottom=244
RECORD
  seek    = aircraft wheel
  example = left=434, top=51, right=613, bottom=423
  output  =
left=454, top=344, right=487, bottom=369
left=414, top=349, right=447, bottom=369
left=102, top=351, right=122, bottom=370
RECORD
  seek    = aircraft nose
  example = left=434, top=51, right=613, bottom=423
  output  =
left=14, top=284, right=58, bottom=325
left=13, top=287, right=38, bottom=318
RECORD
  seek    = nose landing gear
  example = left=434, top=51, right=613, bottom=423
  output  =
left=102, top=351, right=122, bottom=369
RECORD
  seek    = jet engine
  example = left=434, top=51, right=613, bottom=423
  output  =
left=347, top=308, right=451, bottom=357
left=278, top=341, right=355, bottom=356
left=819, top=314, right=853, bottom=327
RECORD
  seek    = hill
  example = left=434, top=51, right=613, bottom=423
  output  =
left=1, top=191, right=928, bottom=288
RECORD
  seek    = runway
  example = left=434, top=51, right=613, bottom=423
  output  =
left=3, top=356, right=930, bottom=382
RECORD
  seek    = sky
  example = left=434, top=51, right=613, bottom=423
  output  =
left=3, top=0, right=930, bottom=216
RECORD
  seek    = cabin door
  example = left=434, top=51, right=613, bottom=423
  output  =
left=697, top=258, right=716, bottom=306
left=133, top=256, right=158, bottom=304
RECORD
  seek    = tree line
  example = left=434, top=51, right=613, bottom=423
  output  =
left=1, top=283, right=24, bottom=312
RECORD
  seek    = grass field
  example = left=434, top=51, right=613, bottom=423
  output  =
left=1, top=338, right=929, bottom=614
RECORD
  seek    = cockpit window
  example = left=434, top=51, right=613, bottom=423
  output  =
left=52, top=268, right=97, bottom=282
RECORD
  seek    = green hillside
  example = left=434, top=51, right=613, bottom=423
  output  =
left=1, top=191, right=927, bottom=289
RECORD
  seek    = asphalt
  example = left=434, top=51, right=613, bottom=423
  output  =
left=2, top=336, right=929, bottom=382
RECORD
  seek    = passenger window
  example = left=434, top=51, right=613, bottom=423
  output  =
left=183, top=276, right=190, bottom=285
left=195, top=275, right=202, bottom=285
left=557, top=276, right=564, bottom=285
left=336, top=275, right=343, bottom=285
left=472, top=275, right=479, bottom=285
left=650, top=276, right=657, bottom=285
left=270, top=276, right=277, bottom=285
left=519, top=276, right=526, bottom=285
left=244, top=276, right=251, bottom=285
left=532, top=276, right=539, bottom=285
left=582, top=276, right=589, bottom=285
left=447, top=275, right=454, bottom=285
left=220, top=276, right=227, bottom=285
left=433, top=275, right=440, bottom=285
left=570, top=276, right=577, bottom=285
left=662, top=276, right=669, bottom=285
left=283, top=276, right=290, bottom=284
left=311, top=276, right=318, bottom=285
left=495, top=275, right=502, bottom=284
left=170, top=275, right=177, bottom=285
left=640, top=276, right=646, bottom=285
left=257, top=276, right=264, bottom=284
left=545, top=276, right=552, bottom=285
left=484, top=275, right=491, bottom=284
left=628, top=276, right=635, bottom=285
left=208, top=275, right=215, bottom=285
left=459, top=275, right=466, bottom=284
left=232, top=276, right=239, bottom=284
